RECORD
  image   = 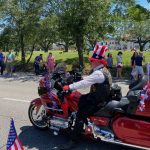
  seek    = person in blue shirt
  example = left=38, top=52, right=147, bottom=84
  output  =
left=0, top=49, right=5, bottom=75
left=34, top=54, right=43, bottom=75
left=134, top=52, right=144, bottom=80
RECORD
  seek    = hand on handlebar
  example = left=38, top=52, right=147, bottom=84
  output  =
left=63, top=85, right=72, bottom=95
left=63, top=85, right=70, bottom=91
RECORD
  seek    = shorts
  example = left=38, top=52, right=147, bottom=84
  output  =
left=135, top=66, right=144, bottom=76
left=117, top=65, right=122, bottom=68
left=6, top=62, right=14, bottom=72
left=117, top=63, right=123, bottom=68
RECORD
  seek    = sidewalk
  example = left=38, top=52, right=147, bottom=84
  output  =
left=0, top=72, right=130, bottom=97
left=0, top=71, right=130, bottom=83
left=0, top=72, right=42, bottom=82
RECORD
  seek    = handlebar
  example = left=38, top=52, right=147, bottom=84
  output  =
left=57, top=89, right=72, bottom=103
left=39, top=69, right=82, bottom=95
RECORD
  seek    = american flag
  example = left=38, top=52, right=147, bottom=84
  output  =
left=6, top=118, right=24, bottom=150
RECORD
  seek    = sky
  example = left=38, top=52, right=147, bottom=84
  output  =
left=136, top=0, right=150, bottom=10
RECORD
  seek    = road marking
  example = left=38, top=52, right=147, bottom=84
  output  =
left=1, top=97, right=30, bottom=103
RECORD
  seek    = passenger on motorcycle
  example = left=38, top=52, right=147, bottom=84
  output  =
left=61, top=44, right=112, bottom=150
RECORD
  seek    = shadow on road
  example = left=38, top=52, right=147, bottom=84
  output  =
left=18, top=126, right=138, bottom=150
left=0, top=73, right=41, bottom=82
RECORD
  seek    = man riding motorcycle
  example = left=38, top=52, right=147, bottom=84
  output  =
left=61, top=44, right=112, bottom=150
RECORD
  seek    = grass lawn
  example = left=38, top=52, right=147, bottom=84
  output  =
left=4, top=50, right=150, bottom=76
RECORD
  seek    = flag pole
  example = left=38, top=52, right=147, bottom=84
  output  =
left=147, top=62, right=150, bottom=82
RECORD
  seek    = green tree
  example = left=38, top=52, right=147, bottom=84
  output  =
left=56, top=19, right=75, bottom=52
left=55, top=0, right=113, bottom=67
left=110, top=0, right=136, bottom=42
left=0, top=0, right=45, bottom=66
left=126, top=5, right=150, bottom=51
left=85, top=1, right=114, bottom=50
left=0, top=26, right=16, bottom=51
left=37, top=15, right=57, bottom=52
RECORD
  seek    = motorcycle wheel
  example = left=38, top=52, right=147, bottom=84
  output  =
left=28, top=104, right=48, bottom=130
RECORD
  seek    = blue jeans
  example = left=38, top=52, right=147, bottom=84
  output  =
left=0, top=61, right=5, bottom=75
left=34, top=63, right=40, bottom=75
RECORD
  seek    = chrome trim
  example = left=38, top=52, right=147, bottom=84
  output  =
left=45, top=106, right=63, bottom=112
left=89, top=120, right=149, bottom=150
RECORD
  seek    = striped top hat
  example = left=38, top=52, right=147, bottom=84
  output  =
left=89, top=43, right=108, bottom=65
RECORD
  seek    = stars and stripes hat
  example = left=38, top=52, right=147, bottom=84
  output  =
left=89, top=43, right=108, bottom=65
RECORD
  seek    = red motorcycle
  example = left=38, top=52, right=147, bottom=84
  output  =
left=28, top=73, right=150, bottom=149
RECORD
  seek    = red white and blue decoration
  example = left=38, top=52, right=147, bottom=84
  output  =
left=138, top=82, right=150, bottom=111
left=147, top=63, right=150, bottom=82
left=89, top=43, right=108, bottom=64
left=39, top=74, right=57, bottom=108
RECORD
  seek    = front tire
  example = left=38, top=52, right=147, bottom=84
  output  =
left=28, top=104, right=48, bottom=130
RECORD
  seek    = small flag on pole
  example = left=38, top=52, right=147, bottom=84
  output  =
left=6, top=118, right=24, bottom=150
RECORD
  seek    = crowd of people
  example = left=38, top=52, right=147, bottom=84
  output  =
left=130, top=50, right=145, bottom=80
left=0, top=47, right=146, bottom=81
left=34, top=50, right=145, bottom=81
left=106, top=49, right=145, bottom=80
left=0, top=49, right=15, bottom=77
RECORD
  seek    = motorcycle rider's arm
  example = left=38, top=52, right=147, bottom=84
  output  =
left=69, top=70, right=105, bottom=90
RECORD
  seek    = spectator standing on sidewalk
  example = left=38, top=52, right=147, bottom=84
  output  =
left=5, top=49, right=15, bottom=77
left=134, top=51, right=145, bottom=80
left=34, top=54, right=43, bottom=75
left=130, top=51, right=138, bottom=80
left=106, top=53, right=113, bottom=69
left=116, top=51, right=123, bottom=79
left=0, top=49, right=5, bottom=76
left=46, top=52, right=55, bottom=74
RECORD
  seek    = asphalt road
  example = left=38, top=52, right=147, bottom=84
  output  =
left=0, top=73, right=143, bottom=150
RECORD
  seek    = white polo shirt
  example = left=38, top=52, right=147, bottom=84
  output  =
left=69, top=65, right=105, bottom=90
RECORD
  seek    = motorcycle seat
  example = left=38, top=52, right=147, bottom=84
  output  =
left=94, top=97, right=129, bottom=117
left=127, top=90, right=141, bottom=102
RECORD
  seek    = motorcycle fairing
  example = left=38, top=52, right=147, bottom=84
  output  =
left=65, top=90, right=81, bottom=112
left=38, top=90, right=81, bottom=118
left=30, top=98, right=42, bottom=106
left=54, top=91, right=81, bottom=118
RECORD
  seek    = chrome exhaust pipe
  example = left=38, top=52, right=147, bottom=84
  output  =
left=49, top=116, right=68, bottom=130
